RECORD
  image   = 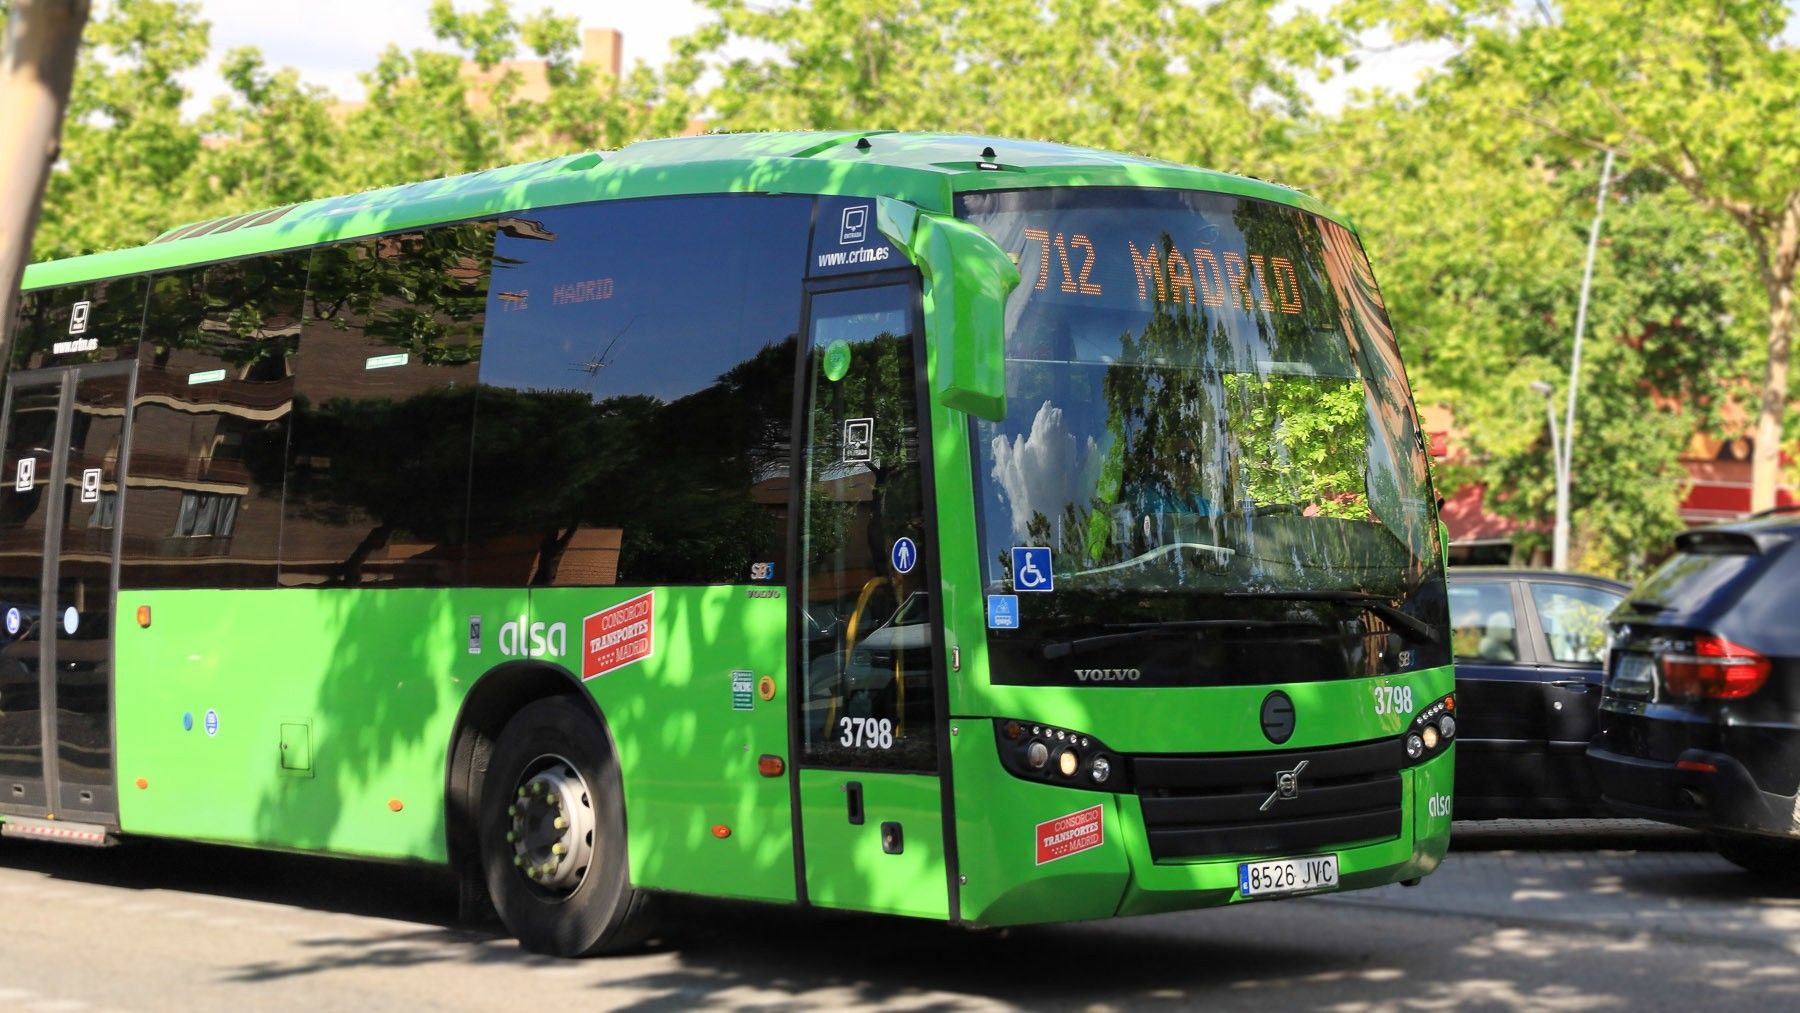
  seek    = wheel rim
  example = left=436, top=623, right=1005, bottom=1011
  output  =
left=504, top=754, right=596, bottom=896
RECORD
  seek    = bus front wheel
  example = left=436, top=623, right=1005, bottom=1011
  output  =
left=478, top=697, right=655, bottom=956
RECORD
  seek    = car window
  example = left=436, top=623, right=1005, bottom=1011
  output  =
left=1449, top=579, right=1518, bottom=662
left=1529, top=583, right=1621, bottom=664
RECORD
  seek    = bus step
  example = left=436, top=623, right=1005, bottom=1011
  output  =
left=1, top=816, right=116, bottom=847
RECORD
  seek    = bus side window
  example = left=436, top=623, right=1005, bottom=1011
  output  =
left=281, top=228, right=489, bottom=587
left=467, top=195, right=810, bottom=587
left=124, top=257, right=304, bottom=589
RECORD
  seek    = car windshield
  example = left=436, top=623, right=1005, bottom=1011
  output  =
left=957, top=187, right=1447, bottom=686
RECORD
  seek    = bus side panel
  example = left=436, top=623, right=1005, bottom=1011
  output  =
left=949, top=722, right=1130, bottom=926
left=113, top=587, right=526, bottom=861
left=531, top=584, right=796, bottom=906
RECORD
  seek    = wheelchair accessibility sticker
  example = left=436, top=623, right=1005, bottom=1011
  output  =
left=1011, top=546, right=1054, bottom=592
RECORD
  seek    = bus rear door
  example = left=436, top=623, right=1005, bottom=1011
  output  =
left=0, top=361, right=136, bottom=842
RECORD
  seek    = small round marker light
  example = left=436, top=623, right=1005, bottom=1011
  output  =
left=1405, top=733, right=1425, bottom=760
left=1422, top=725, right=1440, bottom=751
left=1026, top=741, right=1050, bottom=769
left=1058, top=748, right=1080, bottom=777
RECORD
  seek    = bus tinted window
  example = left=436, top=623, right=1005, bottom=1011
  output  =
left=122, top=256, right=306, bottom=589
left=11, top=277, right=147, bottom=370
left=281, top=227, right=491, bottom=587
left=470, top=195, right=808, bottom=586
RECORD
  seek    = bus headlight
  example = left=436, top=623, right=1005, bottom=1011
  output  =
left=995, top=719, right=1129, bottom=792
left=1405, top=733, right=1425, bottom=760
left=1438, top=714, right=1456, bottom=740
left=1057, top=748, right=1080, bottom=777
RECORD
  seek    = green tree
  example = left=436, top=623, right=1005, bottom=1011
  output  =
left=686, top=0, right=1352, bottom=172
left=1345, top=0, right=1799, bottom=513
left=1295, top=33, right=1764, bottom=575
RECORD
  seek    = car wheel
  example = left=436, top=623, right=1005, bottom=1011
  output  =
left=479, top=697, right=657, bottom=956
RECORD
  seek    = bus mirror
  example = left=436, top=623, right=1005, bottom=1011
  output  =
left=878, top=198, right=1018, bottom=421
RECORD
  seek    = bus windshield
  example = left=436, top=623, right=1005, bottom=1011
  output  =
left=957, top=187, right=1448, bottom=687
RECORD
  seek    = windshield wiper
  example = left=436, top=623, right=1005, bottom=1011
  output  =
left=1039, top=618, right=1336, bottom=660
left=1222, top=590, right=1442, bottom=645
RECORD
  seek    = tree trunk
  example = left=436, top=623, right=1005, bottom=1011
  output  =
left=1751, top=211, right=1798, bottom=513
left=0, top=0, right=91, bottom=363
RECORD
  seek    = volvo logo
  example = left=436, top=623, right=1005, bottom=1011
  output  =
left=1260, top=691, right=1295, bottom=744
left=1073, top=668, right=1140, bottom=683
left=1260, top=759, right=1309, bottom=812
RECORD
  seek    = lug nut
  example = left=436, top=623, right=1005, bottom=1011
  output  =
left=553, top=817, right=568, bottom=830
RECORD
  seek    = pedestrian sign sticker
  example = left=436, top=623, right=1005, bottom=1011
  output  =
left=987, top=594, right=1020, bottom=629
left=731, top=670, right=754, bottom=711
left=891, top=537, right=917, bottom=574
left=1011, top=546, right=1054, bottom=592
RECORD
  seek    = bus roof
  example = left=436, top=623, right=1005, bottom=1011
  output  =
left=20, top=130, right=1345, bottom=291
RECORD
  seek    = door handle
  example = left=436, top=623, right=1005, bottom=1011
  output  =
left=1550, top=680, right=1595, bottom=691
left=844, top=780, right=864, bottom=825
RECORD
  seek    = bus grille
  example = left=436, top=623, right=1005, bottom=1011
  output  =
left=1132, top=737, right=1405, bottom=861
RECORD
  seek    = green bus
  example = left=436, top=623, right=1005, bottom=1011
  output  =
left=1, top=132, right=1455, bottom=956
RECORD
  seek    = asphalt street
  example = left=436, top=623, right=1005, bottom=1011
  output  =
left=1, top=819, right=1795, bottom=1011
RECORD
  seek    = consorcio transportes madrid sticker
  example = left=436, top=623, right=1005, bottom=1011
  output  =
left=582, top=591, right=654, bottom=680
left=1036, top=804, right=1105, bottom=865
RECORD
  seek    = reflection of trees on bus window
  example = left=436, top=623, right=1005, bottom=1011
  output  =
left=122, top=254, right=306, bottom=589
left=8, top=277, right=147, bottom=371
left=279, top=227, right=490, bottom=587
left=798, top=285, right=935, bottom=772
left=469, top=195, right=810, bottom=587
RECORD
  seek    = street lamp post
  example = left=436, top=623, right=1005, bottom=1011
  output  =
left=1530, top=380, right=1564, bottom=568
left=1543, top=149, right=1616, bottom=572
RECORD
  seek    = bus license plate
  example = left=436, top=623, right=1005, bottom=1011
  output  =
left=1238, top=854, right=1339, bottom=898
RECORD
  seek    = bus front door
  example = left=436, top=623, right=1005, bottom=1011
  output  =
left=0, top=362, right=135, bottom=839
left=792, top=277, right=953, bottom=919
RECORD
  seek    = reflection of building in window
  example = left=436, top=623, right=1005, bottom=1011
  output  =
left=87, top=491, right=118, bottom=530
left=175, top=492, right=239, bottom=538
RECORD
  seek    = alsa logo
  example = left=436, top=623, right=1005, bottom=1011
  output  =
left=1073, top=668, right=1140, bottom=683
left=499, top=614, right=567, bottom=657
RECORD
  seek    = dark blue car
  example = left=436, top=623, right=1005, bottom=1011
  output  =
left=1449, top=568, right=1629, bottom=818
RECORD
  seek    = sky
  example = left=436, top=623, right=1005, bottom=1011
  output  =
left=179, top=1, right=714, bottom=112
left=173, top=0, right=1454, bottom=117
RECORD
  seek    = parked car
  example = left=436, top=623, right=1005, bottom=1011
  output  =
left=1590, top=510, right=1800, bottom=876
left=1449, top=568, right=1629, bottom=818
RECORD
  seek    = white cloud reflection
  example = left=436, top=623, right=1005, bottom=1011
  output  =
left=989, top=400, right=1099, bottom=542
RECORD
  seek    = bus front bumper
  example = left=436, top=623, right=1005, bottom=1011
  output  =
left=952, top=736, right=1455, bottom=926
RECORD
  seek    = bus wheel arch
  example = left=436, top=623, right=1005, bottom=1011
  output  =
left=446, top=662, right=651, bottom=957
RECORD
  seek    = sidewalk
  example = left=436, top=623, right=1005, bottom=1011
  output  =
left=1318, top=819, right=1800, bottom=955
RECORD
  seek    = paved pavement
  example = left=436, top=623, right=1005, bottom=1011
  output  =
left=1, top=818, right=1796, bottom=1010
left=1326, top=819, right=1800, bottom=956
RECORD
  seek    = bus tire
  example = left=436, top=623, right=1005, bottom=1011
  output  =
left=478, top=697, right=654, bottom=956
